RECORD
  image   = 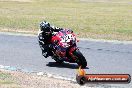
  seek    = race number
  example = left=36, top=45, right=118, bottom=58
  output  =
left=60, top=34, right=75, bottom=43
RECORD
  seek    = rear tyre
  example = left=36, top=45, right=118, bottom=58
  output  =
left=73, top=50, right=87, bottom=68
left=51, top=56, right=63, bottom=63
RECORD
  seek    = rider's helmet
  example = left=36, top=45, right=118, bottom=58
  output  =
left=40, top=21, right=52, bottom=35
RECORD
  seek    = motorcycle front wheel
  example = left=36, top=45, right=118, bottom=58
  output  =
left=73, top=50, right=87, bottom=68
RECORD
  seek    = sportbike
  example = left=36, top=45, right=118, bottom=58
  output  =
left=49, top=29, right=87, bottom=68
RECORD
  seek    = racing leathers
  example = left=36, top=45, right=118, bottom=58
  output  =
left=38, top=26, right=63, bottom=58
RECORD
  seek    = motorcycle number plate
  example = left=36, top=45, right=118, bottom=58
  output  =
left=60, top=34, right=75, bottom=43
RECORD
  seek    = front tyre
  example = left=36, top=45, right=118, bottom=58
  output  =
left=73, top=50, right=87, bottom=68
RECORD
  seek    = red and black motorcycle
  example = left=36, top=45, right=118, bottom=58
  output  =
left=50, top=29, right=87, bottom=68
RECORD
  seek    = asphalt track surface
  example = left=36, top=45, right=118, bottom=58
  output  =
left=0, top=33, right=132, bottom=88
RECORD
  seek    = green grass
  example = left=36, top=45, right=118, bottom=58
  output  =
left=0, top=0, right=132, bottom=40
left=0, top=73, right=12, bottom=79
left=0, top=73, right=15, bottom=84
left=0, top=81, right=15, bottom=84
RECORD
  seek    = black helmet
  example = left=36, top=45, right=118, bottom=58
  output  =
left=40, top=21, right=51, bottom=32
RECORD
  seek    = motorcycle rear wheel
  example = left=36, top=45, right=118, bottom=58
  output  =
left=51, top=56, right=63, bottom=63
left=73, top=50, right=87, bottom=68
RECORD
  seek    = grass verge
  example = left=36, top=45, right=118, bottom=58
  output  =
left=0, top=0, right=132, bottom=41
left=0, top=69, right=90, bottom=88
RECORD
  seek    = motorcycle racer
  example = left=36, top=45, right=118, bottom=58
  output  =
left=38, top=21, right=87, bottom=68
left=38, top=21, right=72, bottom=58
